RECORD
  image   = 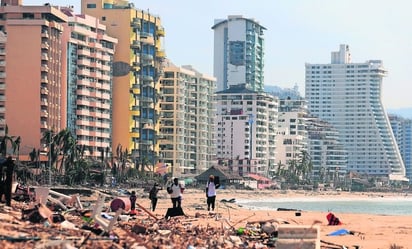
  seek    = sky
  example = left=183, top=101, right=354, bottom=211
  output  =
left=25, top=0, right=412, bottom=109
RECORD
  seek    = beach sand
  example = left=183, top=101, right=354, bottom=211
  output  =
left=148, top=188, right=411, bottom=249
left=0, top=188, right=411, bottom=249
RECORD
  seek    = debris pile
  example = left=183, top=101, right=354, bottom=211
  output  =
left=0, top=187, right=324, bottom=249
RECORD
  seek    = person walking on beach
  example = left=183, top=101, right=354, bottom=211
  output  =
left=149, top=183, right=162, bottom=211
left=167, top=178, right=184, bottom=208
left=0, top=156, right=14, bottom=206
left=206, top=175, right=220, bottom=211
left=129, top=190, right=137, bottom=215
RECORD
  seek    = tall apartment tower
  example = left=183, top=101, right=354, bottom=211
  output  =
left=215, top=84, right=277, bottom=177
left=275, top=98, right=308, bottom=171
left=0, top=5, right=67, bottom=155
left=212, top=15, right=265, bottom=92
left=159, top=60, right=216, bottom=176
left=388, top=114, right=412, bottom=181
left=82, top=0, right=166, bottom=165
left=305, top=44, right=406, bottom=181
left=61, top=8, right=117, bottom=158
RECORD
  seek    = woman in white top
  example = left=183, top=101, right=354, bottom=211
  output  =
left=206, top=175, right=220, bottom=211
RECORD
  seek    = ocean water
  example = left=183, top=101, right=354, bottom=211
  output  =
left=236, top=196, right=412, bottom=216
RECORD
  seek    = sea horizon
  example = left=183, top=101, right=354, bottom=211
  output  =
left=236, top=196, right=412, bottom=216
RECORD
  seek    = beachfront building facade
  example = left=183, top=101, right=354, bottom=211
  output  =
left=305, top=44, right=406, bottom=181
left=159, top=61, right=216, bottom=176
left=82, top=0, right=166, bottom=169
left=215, top=84, right=278, bottom=177
left=306, top=115, right=347, bottom=183
left=388, top=114, right=412, bottom=181
left=61, top=8, right=117, bottom=158
left=0, top=31, right=6, bottom=137
left=275, top=98, right=308, bottom=175
left=0, top=3, right=68, bottom=155
left=212, top=15, right=265, bottom=92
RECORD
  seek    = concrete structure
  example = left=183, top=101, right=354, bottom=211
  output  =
left=82, top=0, right=166, bottom=166
left=275, top=98, right=307, bottom=173
left=305, top=44, right=406, bottom=181
left=61, top=8, right=117, bottom=158
left=215, top=84, right=277, bottom=176
left=212, top=15, right=265, bottom=92
left=0, top=3, right=67, bottom=154
left=306, top=115, right=347, bottom=183
left=159, top=61, right=216, bottom=176
left=0, top=31, right=6, bottom=137
left=389, top=114, right=412, bottom=181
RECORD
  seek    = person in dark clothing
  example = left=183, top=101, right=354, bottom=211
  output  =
left=206, top=175, right=220, bottom=211
left=149, top=183, right=162, bottom=211
left=129, top=190, right=137, bottom=215
left=1, top=156, right=14, bottom=206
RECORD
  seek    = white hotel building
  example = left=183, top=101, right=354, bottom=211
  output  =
left=305, top=44, right=406, bottom=181
left=215, top=84, right=277, bottom=176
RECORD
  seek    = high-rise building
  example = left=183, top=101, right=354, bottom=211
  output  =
left=306, top=115, right=347, bottom=183
left=305, top=44, right=406, bottom=181
left=61, top=7, right=117, bottom=158
left=275, top=98, right=308, bottom=171
left=82, top=0, right=166, bottom=167
left=0, top=4, right=67, bottom=155
left=389, top=114, right=412, bottom=181
left=159, top=60, right=216, bottom=176
left=215, top=84, right=277, bottom=176
left=212, top=15, right=265, bottom=92
left=0, top=31, right=6, bottom=137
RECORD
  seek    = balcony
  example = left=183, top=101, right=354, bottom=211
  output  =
left=156, top=50, right=166, bottom=59
left=41, top=109, right=48, bottom=118
left=41, top=42, right=49, bottom=50
left=131, top=18, right=141, bottom=30
left=130, top=127, right=140, bottom=137
left=78, top=49, right=91, bottom=56
left=130, top=108, right=140, bottom=116
left=78, top=59, right=90, bottom=66
left=130, top=87, right=139, bottom=95
left=140, top=96, right=153, bottom=103
left=41, top=65, right=49, bottom=72
left=140, top=140, right=153, bottom=146
left=141, top=81, right=154, bottom=88
left=141, top=102, right=154, bottom=108
left=41, top=121, right=48, bottom=129
left=131, top=40, right=141, bottom=50
left=40, top=87, right=49, bottom=95
left=41, top=31, right=49, bottom=38
left=140, top=32, right=154, bottom=44
left=141, top=75, right=153, bottom=82
left=156, top=27, right=165, bottom=37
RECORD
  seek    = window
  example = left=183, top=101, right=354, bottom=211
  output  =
left=23, top=13, right=35, bottom=19
left=87, top=3, right=97, bottom=8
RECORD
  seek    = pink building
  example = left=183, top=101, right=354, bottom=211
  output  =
left=0, top=1, right=68, bottom=155
left=61, top=7, right=117, bottom=158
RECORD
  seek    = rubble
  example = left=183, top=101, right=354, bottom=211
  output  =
left=0, top=187, right=322, bottom=249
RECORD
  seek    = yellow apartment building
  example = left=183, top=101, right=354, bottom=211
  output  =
left=82, top=0, right=166, bottom=170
